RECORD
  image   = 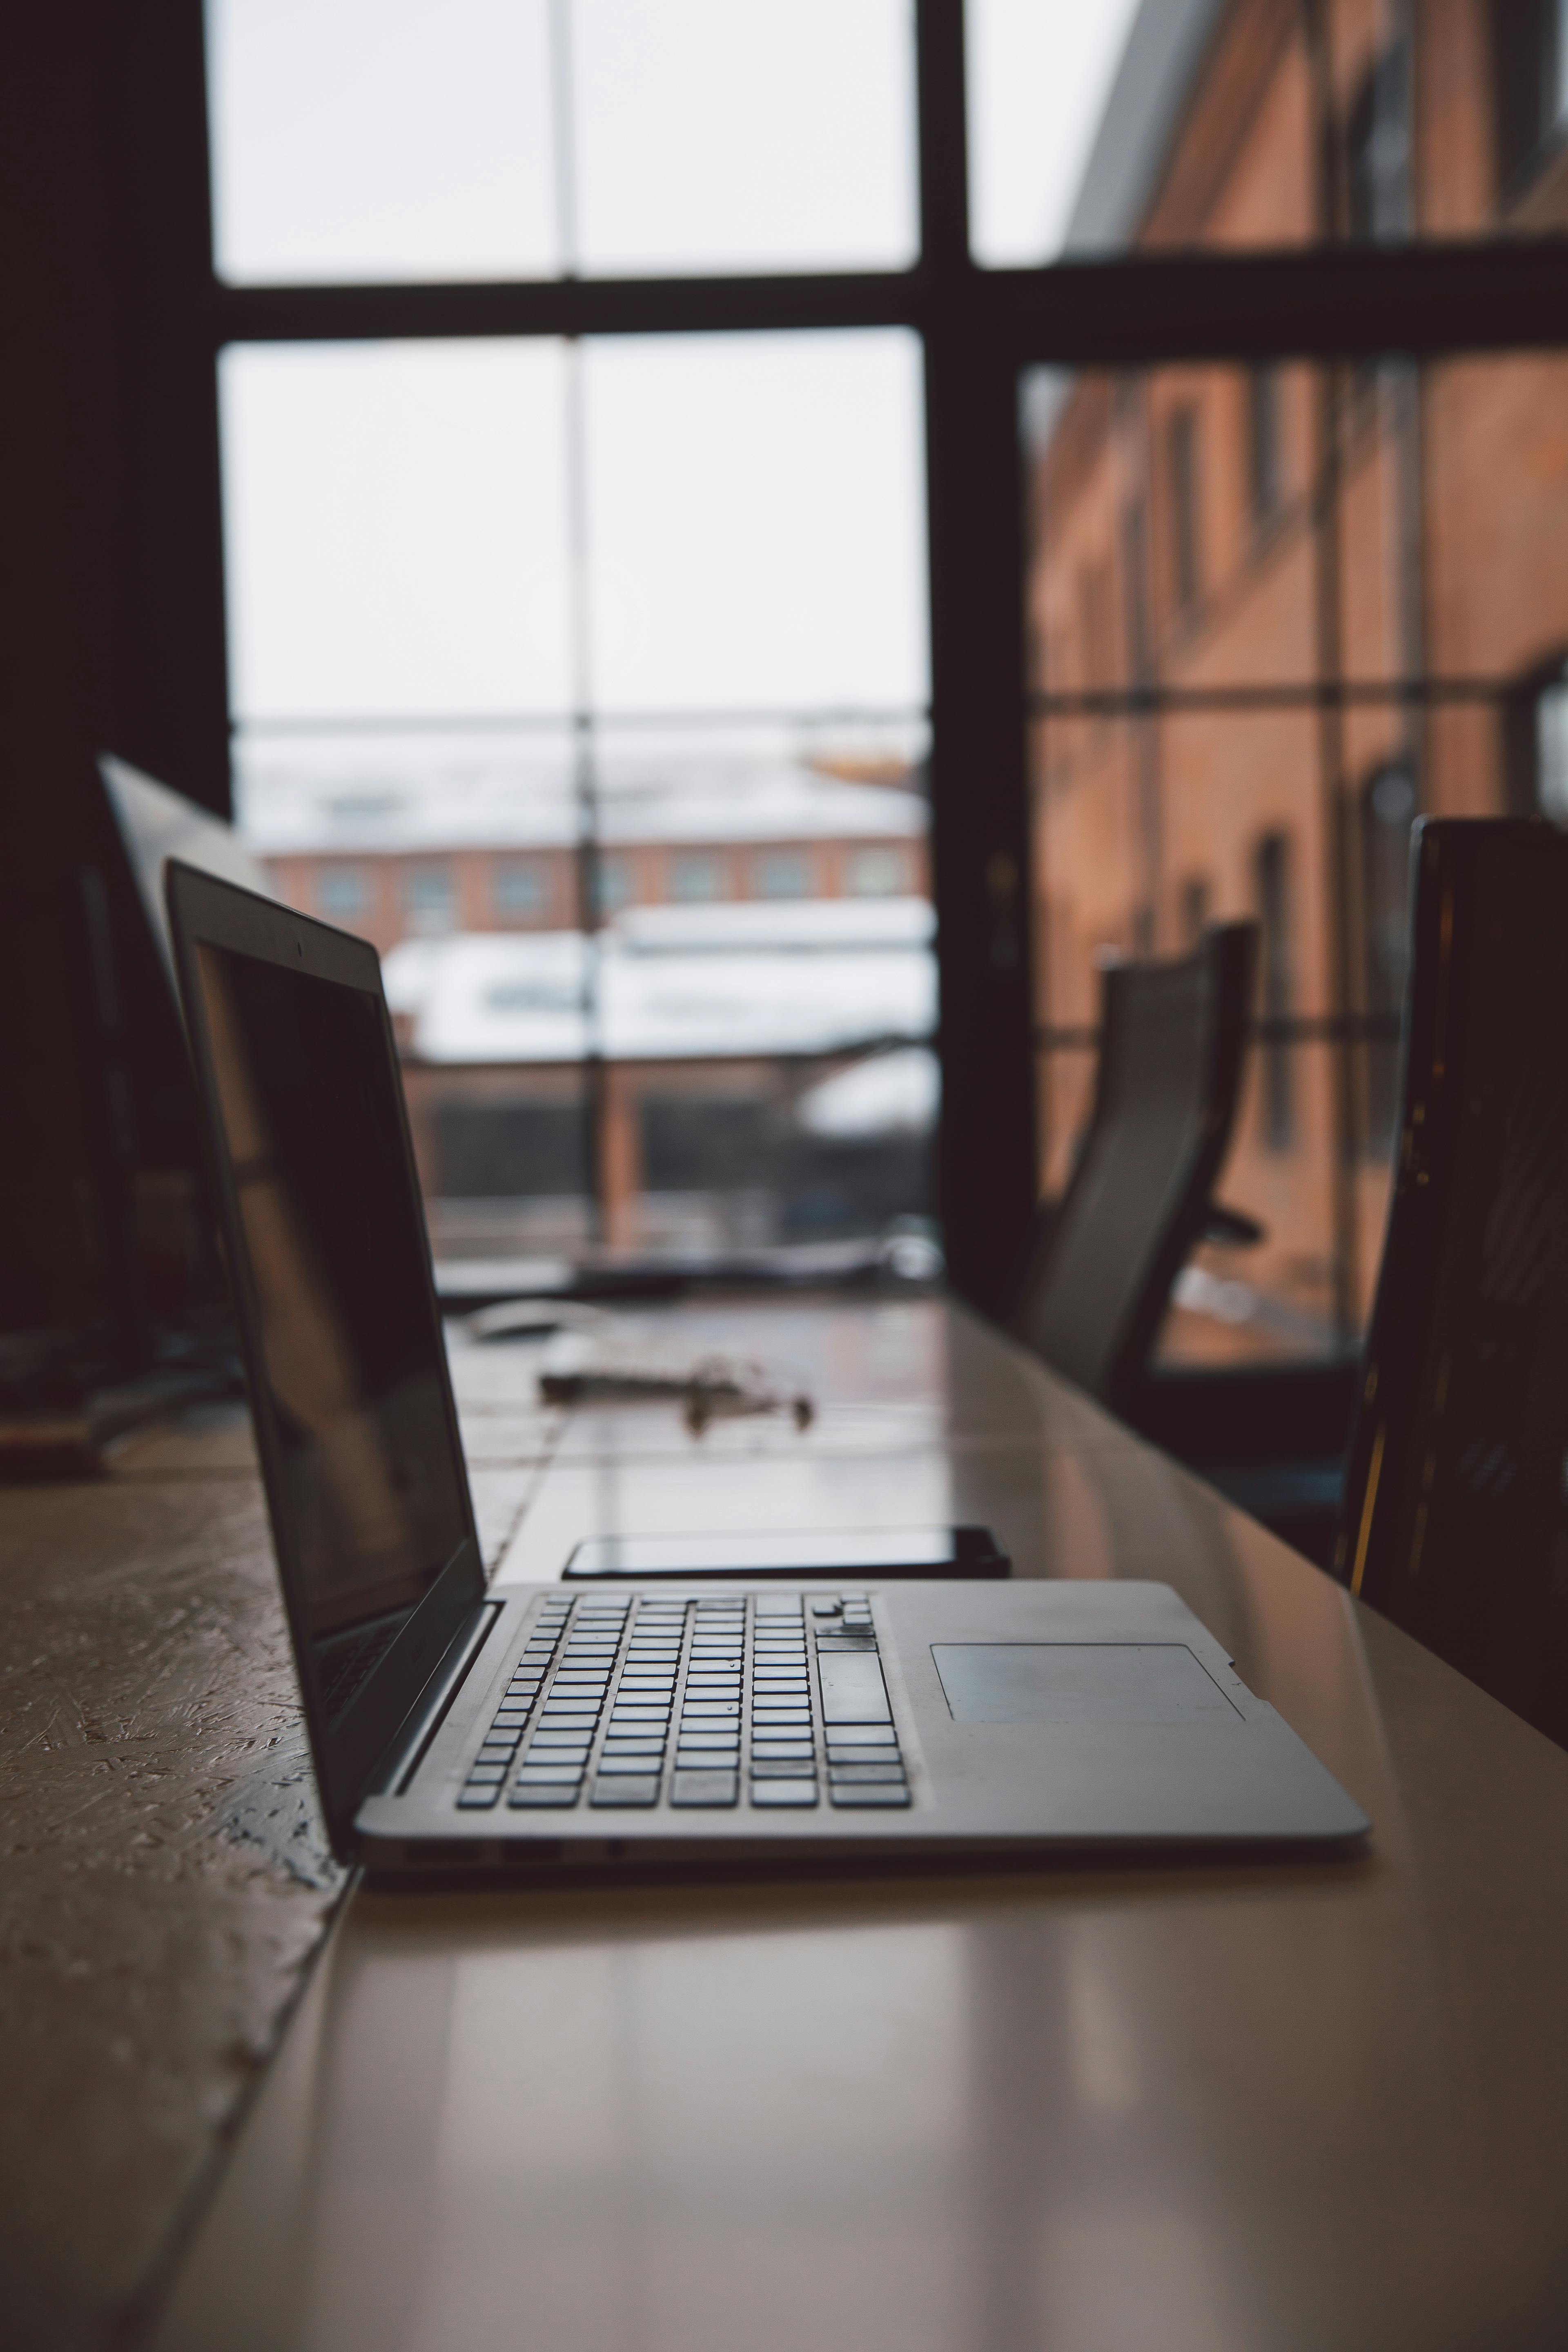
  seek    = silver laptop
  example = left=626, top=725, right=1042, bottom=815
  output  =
left=100, top=752, right=280, bottom=1007
left=165, top=860, right=1369, bottom=1879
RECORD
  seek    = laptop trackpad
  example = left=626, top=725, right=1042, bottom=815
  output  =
left=931, top=1643, right=1243, bottom=1726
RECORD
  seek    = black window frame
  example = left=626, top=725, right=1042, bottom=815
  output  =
left=118, top=0, right=1568, bottom=1318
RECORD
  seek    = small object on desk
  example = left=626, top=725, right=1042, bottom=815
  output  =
left=0, top=1372, right=231, bottom=1486
left=533, top=1331, right=814, bottom=1430
left=564, top=1525, right=1011, bottom=1580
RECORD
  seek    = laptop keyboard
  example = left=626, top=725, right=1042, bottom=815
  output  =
left=456, top=1591, right=911, bottom=1814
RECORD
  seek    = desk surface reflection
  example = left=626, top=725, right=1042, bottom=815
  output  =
left=154, top=1297, right=1568, bottom=2352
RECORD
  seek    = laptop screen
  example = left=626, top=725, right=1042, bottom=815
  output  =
left=192, top=937, right=472, bottom=1724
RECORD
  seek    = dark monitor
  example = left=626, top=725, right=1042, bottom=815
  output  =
left=165, top=860, right=484, bottom=1844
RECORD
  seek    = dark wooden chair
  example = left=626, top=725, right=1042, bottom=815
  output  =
left=1012, top=922, right=1258, bottom=1418
left=1335, top=817, right=1568, bottom=1749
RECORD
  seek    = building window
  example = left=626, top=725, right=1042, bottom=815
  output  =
left=594, top=853, right=634, bottom=918
left=492, top=858, right=550, bottom=919
left=845, top=846, right=906, bottom=896
left=1347, top=44, right=1412, bottom=242
left=752, top=848, right=813, bottom=899
left=1120, top=497, right=1152, bottom=683
left=1492, top=0, right=1568, bottom=198
left=316, top=864, right=370, bottom=922
left=1246, top=369, right=1281, bottom=526
left=1166, top=406, right=1202, bottom=621
left=1255, top=831, right=1295, bottom=1153
left=1360, top=765, right=1417, bottom=1155
left=668, top=851, right=725, bottom=903
left=403, top=862, right=456, bottom=935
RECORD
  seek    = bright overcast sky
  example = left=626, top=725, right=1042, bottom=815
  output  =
left=208, top=1, right=1140, bottom=729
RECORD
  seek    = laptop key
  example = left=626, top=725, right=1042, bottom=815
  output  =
left=828, top=1762, right=907, bottom=1784
left=750, top=1780, right=819, bottom=1806
left=817, top=1653, right=891, bottom=1724
left=750, top=1759, right=819, bottom=1777
left=670, top=1770, right=739, bottom=1807
left=508, top=1783, right=580, bottom=1808
left=829, top=1783, right=911, bottom=1807
left=458, top=1786, right=502, bottom=1809
left=590, top=1777, right=661, bottom=1806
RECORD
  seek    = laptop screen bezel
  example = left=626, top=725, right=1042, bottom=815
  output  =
left=165, top=859, right=487, bottom=1851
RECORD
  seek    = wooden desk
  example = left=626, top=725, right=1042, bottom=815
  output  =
left=14, top=1297, right=1568, bottom=2350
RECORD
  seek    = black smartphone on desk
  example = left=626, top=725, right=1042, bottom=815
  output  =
left=563, top=1526, right=1010, bottom=1580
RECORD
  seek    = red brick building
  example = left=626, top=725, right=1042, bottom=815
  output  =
left=249, top=749, right=928, bottom=959
left=1030, top=0, right=1568, bottom=1353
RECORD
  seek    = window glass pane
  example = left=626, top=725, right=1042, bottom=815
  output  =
left=234, top=724, right=593, bottom=1258
left=753, top=849, right=813, bottom=900
left=234, top=715, right=935, bottom=1268
left=595, top=855, right=635, bottom=918
left=207, top=0, right=557, bottom=284
left=572, top=0, right=917, bottom=275
left=492, top=858, right=554, bottom=920
left=845, top=847, right=910, bottom=897
left=1162, top=1040, right=1342, bottom=1365
left=967, top=0, right=1146, bottom=265
left=219, top=341, right=572, bottom=721
left=1026, top=350, right=1568, bottom=1355
left=235, top=726, right=579, bottom=960
left=668, top=851, right=726, bottom=904
left=1031, top=702, right=1329, bottom=1028
left=1025, top=364, right=1320, bottom=700
left=403, top=862, right=458, bottom=934
left=315, top=863, right=370, bottom=922
left=584, top=332, right=928, bottom=713
left=587, top=721, right=935, bottom=1253
left=220, top=326, right=935, bottom=1275
left=971, top=0, right=1568, bottom=264
left=208, top=0, right=915, bottom=285
left=1033, top=1038, right=1340, bottom=1367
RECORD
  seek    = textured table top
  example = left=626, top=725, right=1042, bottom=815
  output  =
left=15, top=1296, right=1568, bottom=2352
left=0, top=1329, right=559, bottom=2352
left=152, top=1298, right=1568, bottom=2352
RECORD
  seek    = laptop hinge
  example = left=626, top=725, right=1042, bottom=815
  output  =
left=374, top=1600, right=502, bottom=1797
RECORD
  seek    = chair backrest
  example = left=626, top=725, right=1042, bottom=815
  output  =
left=1337, top=817, right=1568, bottom=1747
left=1013, top=921, right=1257, bottom=1412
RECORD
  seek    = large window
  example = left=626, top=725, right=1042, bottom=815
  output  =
left=207, top=0, right=918, bottom=283
left=210, top=6, right=933, bottom=1271
left=1027, top=342, right=1568, bottom=1361
left=150, top=0, right=1568, bottom=1315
